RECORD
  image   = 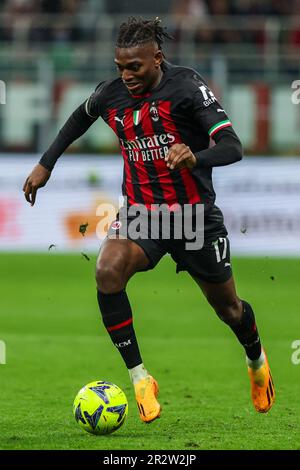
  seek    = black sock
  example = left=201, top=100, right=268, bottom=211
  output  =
left=97, top=289, right=142, bottom=369
left=229, top=300, right=262, bottom=360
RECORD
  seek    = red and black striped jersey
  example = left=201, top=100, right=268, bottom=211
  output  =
left=85, top=61, right=233, bottom=210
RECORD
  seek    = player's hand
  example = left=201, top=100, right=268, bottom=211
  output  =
left=23, top=163, right=51, bottom=206
left=165, top=143, right=197, bottom=170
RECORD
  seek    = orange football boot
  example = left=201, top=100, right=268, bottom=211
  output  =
left=134, top=375, right=161, bottom=423
left=247, top=350, right=275, bottom=413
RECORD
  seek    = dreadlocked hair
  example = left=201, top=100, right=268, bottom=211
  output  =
left=116, top=17, right=173, bottom=50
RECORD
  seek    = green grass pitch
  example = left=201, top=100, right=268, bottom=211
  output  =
left=0, top=253, right=299, bottom=450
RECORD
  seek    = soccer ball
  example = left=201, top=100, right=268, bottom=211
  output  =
left=73, top=380, right=128, bottom=435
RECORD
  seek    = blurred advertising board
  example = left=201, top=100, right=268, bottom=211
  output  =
left=0, top=155, right=299, bottom=255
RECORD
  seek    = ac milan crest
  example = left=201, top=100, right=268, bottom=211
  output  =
left=150, top=102, right=159, bottom=122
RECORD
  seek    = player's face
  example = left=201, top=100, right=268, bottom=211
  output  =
left=115, top=43, right=163, bottom=95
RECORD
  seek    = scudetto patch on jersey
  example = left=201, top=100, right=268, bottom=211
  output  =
left=133, top=110, right=141, bottom=126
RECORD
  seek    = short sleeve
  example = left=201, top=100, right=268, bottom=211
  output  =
left=186, top=73, right=232, bottom=139
left=85, top=81, right=108, bottom=119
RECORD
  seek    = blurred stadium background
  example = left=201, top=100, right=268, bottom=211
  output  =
left=1, top=0, right=300, bottom=451
left=0, top=0, right=299, bottom=252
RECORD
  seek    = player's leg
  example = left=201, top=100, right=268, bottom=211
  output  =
left=96, top=237, right=161, bottom=422
left=192, top=274, right=275, bottom=413
left=193, top=275, right=259, bottom=356
left=96, top=237, right=148, bottom=369
left=171, top=231, right=275, bottom=413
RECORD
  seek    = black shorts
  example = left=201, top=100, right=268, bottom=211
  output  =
left=107, top=205, right=232, bottom=284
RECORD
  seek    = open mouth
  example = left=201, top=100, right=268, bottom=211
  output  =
left=125, top=82, right=142, bottom=93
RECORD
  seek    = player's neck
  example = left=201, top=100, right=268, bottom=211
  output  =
left=151, top=68, right=163, bottom=91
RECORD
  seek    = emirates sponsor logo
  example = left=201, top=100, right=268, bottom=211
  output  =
left=119, top=133, right=176, bottom=163
left=120, top=132, right=175, bottom=151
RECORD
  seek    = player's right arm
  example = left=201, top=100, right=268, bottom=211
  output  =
left=23, top=82, right=107, bottom=206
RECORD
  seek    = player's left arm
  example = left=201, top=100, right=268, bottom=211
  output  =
left=192, top=78, right=243, bottom=169
left=193, top=125, right=243, bottom=169
left=165, top=76, right=243, bottom=170
left=165, top=127, right=242, bottom=170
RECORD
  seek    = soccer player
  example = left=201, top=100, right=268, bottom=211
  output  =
left=23, top=17, right=275, bottom=423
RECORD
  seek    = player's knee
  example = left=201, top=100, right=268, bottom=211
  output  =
left=214, top=298, right=243, bottom=325
left=96, top=263, right=126, bottom=293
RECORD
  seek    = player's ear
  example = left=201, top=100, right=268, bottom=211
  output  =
left=154, top=50, right=163, bottom=68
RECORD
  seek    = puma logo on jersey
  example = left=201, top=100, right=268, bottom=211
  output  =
left=217, top=108, right=225, bottom=113
left=114, top=116, right=125, bottom=127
